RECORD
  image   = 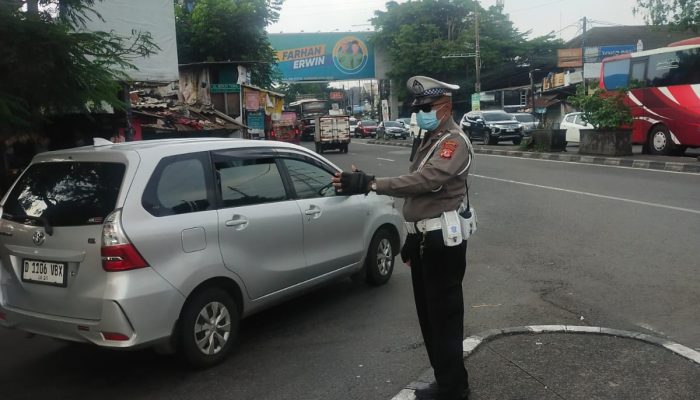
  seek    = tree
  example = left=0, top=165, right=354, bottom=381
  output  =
left=370, top=0, right=562, bottom=112
left=174, top=0, right=283, bottom=88
left=634, top=0, right=699, bottom=33
left=0, top=0, right=158, bottom=134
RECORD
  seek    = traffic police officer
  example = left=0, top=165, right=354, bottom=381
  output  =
left=332, top=76, right=474, bottom=400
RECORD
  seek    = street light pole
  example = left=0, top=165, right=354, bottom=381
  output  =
left=529, top=68, right=540, bottom=118
left=474, top=0, right=481, bottom=93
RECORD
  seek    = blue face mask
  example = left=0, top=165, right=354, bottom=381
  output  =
left=416, top=110, right=439, bottom=131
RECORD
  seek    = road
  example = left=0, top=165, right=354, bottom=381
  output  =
left=1, top=139, right=698, bottom=400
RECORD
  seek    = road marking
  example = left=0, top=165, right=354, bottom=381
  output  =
left=477, top=153, right=700, bottom=176
left=377, top=157, right=395, bottom=162
left=472, top=174, right=700, bottom=215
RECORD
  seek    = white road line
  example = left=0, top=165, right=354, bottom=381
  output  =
left=377, top=157, right=395, bottom=162
left=476, top=153, right=700, bottom=176
left=472, top=174, right=700, bottom=215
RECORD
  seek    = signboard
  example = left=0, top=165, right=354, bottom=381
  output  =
left=584, top=45, right=636, bottom=63
left=557, top=48, right=583, bottom=68
left=244, top=89, right=260, bottom=110
left=211, top=83, right=240, bottom=93
left=269, top=32, right=376, bottom=82
left=471, top=93, right=480, bottom=111
left=246, top=111, right=265, bottom=130
left=330, top=91, right=344, bottom=100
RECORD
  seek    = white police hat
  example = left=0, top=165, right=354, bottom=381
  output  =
left=407, top=76, right=460, bottom=106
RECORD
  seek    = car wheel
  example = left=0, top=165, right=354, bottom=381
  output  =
left=648, top=124, right=676, bottom=156
left=484, top=132, right=495, bottom=145
left=513, top=137, right=522, bottom=145
left=343, top=144, right=349, bottom=153
left=365, top=228, right=396, bottom=286
left=180, top=287, right=239, bottom=369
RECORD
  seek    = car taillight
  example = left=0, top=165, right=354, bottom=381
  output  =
left=269, top=129, right=276, bottom=139
left=101, top=210, right=148, bottom=272
left=0, top=310, right=6, bottom=321
left=101, top=332, right=130, bottom=341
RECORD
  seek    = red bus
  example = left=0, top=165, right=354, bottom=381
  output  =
left=599, top=37, right=700, bottom=155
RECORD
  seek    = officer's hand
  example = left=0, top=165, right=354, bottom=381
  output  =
left=332, top=165, right=374, bottom=195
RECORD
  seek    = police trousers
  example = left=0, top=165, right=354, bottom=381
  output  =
left=403, top=232, right=469, bottom=397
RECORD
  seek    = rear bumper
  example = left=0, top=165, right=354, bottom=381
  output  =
left=0, top=268, right=184, bottom=349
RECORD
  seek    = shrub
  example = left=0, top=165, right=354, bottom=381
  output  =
left=567, top=87, right=632, bottom=129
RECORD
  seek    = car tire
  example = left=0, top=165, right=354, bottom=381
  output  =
left=648, top=124, right=676, bottom=156
left=365, top=228, right=396, bottom=286
left=343, top=144, right=349, bottom=153
left=180, top=287, right=239, bottom=369
left=484, top=132, right=497, bottom=145
left=513, top=137, right=522, bottom=145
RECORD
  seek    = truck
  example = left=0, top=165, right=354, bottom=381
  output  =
left=314, top=115, right=350, bottom=154
left=268, top=111, right=300, bottom=144
left=288, top=98, right=328, bottom=141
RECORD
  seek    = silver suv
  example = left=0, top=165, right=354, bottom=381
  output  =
left=0, top=138, right=405, bottom=368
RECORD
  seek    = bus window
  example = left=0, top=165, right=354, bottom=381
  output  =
left=630, top=60, right=647, bottom=88
left=647, top=49, right=700, bottom=87
left=603, top=59, right=630, bottom=90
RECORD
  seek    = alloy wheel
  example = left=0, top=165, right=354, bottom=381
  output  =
left=194, top=301, right=231, bottom=355
left=375, top=238, right=393, bottom=276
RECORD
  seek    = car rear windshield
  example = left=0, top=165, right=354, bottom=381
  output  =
left=384, top=121, right=402, bottom=127
left=2, top=162, right=125, bottom=227
left=361, top=120, right=377, bottom=126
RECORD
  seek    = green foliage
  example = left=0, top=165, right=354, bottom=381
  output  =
left=274, top=82, right=331, bottom=104
left=633, top=0, right=700, bottom=33
left=568, top=87, right=633, bottom=130
left=175, top=0, right=283, bottom=87
left=370, top=0, right=562, bottom=110
left=0, top=0, right=158, bottom=133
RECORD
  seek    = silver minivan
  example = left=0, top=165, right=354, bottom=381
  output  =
left=0, top=138, right=405, bottom=367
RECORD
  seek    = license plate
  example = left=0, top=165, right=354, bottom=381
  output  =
left=22, top=259, right=67, bottom=287
left=506, top=128, right=514, bottom=132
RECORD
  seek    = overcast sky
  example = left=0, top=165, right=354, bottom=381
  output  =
left=267, top=0, right=647, bottom=41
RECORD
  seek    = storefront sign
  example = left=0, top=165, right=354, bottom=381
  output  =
left=210, top=83, right=240, bottom=93
left=245, top=89, right=260, bottom=110
left=471, top=93, right=480, bottom=111
left=557, top=48, right=583, bottom=68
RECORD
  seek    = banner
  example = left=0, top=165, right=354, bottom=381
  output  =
left=269, top=32, right=376, bottom=82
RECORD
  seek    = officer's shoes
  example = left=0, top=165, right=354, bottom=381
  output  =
left=414, top=382, right=470, bottom=400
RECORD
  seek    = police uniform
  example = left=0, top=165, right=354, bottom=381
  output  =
left=371, top=76, right=473, bottom=400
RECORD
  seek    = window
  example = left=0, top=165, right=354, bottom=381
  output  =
left=142, top=153, right=212, bottom=217
left=565, top=114, right=576, bottom=123
left=647, top=49, right=700, bottom=87
left=603, top=59, right=630, bottom=90
left=213, top=155, right=286, bottom=207
left=630, top=60, right=647, bottom=88
left=282, top=158, right=335, bottom=199
left=2, top=162, right=125, bottom=226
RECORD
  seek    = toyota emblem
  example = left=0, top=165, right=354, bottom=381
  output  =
left=32, top=231, right=46, bottom=246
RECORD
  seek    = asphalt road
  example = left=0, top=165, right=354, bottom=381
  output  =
left=1, top=139, right=698, bottom=400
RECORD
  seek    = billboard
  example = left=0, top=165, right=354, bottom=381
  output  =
left=84, top=0, right=179, bottom=82
left=269, top=32, right=375, bottom=82
left=557, top=48, right=583, bottom=68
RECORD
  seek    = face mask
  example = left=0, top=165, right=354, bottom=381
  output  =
left=416, top=104, right=446, bottom=131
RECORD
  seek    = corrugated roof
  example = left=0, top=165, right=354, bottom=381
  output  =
left=566, top=26, right=697, bottom=50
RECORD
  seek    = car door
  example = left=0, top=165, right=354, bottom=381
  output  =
left=212, top=148, right=306, bottom=300
left=278, top=152, right=367, bottom=277
left=564, top=113, right=581, bottom=142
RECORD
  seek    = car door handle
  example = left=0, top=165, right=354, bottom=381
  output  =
left=304, top=208, right=321, bottom=216
left=225, top=217, right=249, bottom=229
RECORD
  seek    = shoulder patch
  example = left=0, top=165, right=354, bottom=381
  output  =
left=439, top=139, right=459, bottom=159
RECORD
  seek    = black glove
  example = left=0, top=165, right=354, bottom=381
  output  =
left=338, top=170, right=375, bottom=195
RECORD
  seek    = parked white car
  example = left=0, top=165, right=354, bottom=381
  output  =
left=560, top=112, right=594, bottom=143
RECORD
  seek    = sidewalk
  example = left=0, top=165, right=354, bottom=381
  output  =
left=392, top=326, right=700, bottom=400
left=368, top=139, right=700, bottom=174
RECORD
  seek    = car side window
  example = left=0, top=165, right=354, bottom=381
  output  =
left=565, top=114, right=576, bottom=123
left=142, top=152, right=213, bottom=217
left=282, top=158, right=335, bottom=199
left=213, top=153, right=287, bottom=208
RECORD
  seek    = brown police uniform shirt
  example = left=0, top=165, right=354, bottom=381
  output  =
left=374, top=120, right=472, bottom=222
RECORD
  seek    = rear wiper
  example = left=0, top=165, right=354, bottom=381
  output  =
left=4, top=213, right=53, bottom=236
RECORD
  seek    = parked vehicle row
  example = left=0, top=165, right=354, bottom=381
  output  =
left=0, top=138, right=404, bottom=368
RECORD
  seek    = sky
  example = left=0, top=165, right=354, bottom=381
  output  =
left=267, top=0, right=647, bottom=41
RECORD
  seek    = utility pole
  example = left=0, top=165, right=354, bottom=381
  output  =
left=474, top=1, right=481, bottom=93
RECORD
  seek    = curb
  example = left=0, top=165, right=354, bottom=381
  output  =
left=390, top=325, right=700, bottom=400
left=368, top=140, right=700, bottom=174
